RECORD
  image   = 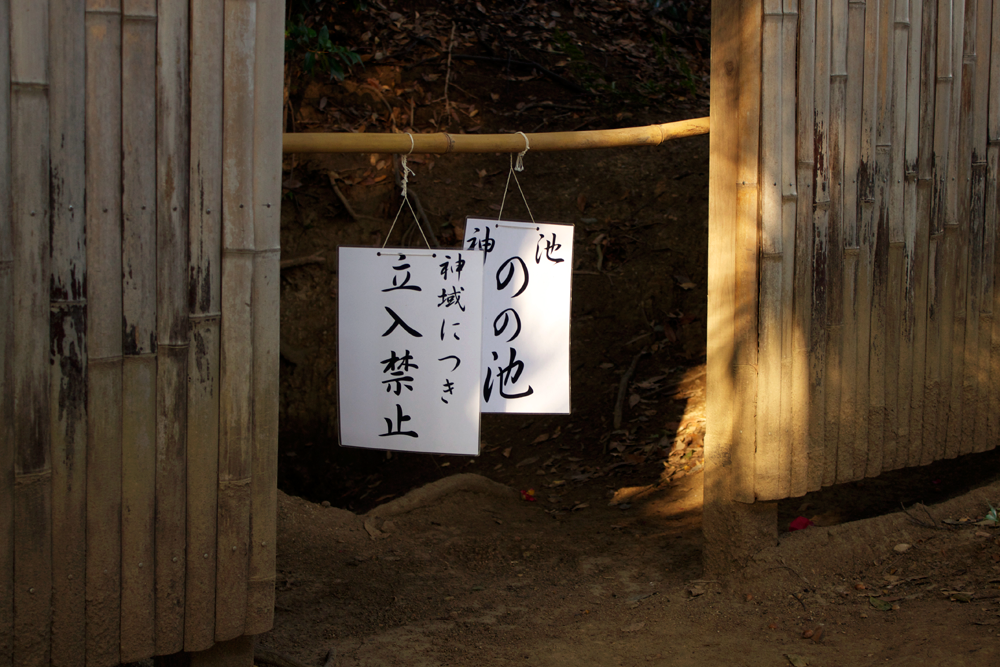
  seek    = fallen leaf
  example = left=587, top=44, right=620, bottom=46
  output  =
left=502, top=447, right=512, bottom=458
left=516, top=456, right=539, bottom=468
left=532, top=433, right=550, bottom=444
left=893, top=543, right=912, bottom=553
left=572, top=503, right=589, bottom=511
left=868, top=596, right=893, bottom=611
left=628, top=393, right=641, bottom=408
left=599, top=362, right=615, bottom=369
left=784, top=655, right=808, bottom=667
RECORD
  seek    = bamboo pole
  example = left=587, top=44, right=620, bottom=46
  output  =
left=754, top=6, right=785, bottom=500
left=941, top=0, right=967, bottom=459
left=733, top=0, right=762, bottom=502
left=792, top=0, right=816, bottom=495
left=883, top=0, right=910, bottom=471
left=283, top=117, right=710, bottom=154
left=48, top=0, right=87, bottom=663
left=867, top=0, right=896, bottom=476
left=968, top=0, right=991, bottom=453
left=924, top=0, right=954, bottom=463
left=246, top=0, right=284, bottom=635
left=0, top=0, right=13, bottom=662
left=951, top=0, right=977, bottom=457
left=903, top=0, right=929, bottom=467
left=779, top=0, right=799, bottom=497
left=121, top=1, right=158, bottom=660
left=704, top=0, right=742, bottom=566
left=809, top=0, right=832, bottom=491
left=988, top=0, right=1000, bottom=446
left=217, top=0, right=256, bottom=641
left=11, top=1, right=53, bottom=664
left=855, top=0, right=879, bottom=478
left=155, top=0, right=190, bottom=654
left=84, top=3, right=122, bottom=663
left=185, top=0, right=224, bottom=651
left=825, top=0, right=848, bottom=485
left=911, top=0, right=937, bottom=466
left=838, top=0, right=866, bottom=483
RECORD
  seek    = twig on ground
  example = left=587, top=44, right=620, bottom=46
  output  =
left=443, top=23, right=456, bottom=120
left=900, top=502, right=947, bottom=530
left=322, top=649, right=337, bottom=667
left=328, top=172, right=382, bottom=225
left=613, top=349, right=648, bottom=430
left=767, top=565, right=813, bottom=588
left=280, top=254, right=325, bottom=270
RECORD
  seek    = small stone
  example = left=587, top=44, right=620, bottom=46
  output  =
left=801, top=629, right=814, bottom=639
left=893, top=543, right=912, bottom=553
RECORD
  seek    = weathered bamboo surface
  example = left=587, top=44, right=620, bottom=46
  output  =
left=709, top=0, right=1000, bottom=502
left=2, top=1, right=286, bottom=665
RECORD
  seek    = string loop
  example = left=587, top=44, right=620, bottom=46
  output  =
left=382, top=134, right=431, bottom=250
left=514, top=131, right=530, bottom=172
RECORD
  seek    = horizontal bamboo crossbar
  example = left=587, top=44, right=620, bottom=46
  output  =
left=282, top=116, right=711, bottom=154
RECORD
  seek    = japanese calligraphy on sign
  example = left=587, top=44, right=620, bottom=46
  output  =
left=463, top=218, right=574, bottom=414
left=338, top=247, right=484, bottom=454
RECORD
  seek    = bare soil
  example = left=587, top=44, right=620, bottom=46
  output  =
left=267, top=1, right=1000, bottom=664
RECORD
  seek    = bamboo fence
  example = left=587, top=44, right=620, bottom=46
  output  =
left=707, top=0, right=1000, bottom=502
left=1, top=1, right=285, bottom=665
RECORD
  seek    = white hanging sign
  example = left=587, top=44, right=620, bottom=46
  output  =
left=338, top=247, right=484, bottom=454
left=463, top=218, right=574, bottom=414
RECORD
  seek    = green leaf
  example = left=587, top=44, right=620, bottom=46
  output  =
left=868, top=596, right=893, bottom=612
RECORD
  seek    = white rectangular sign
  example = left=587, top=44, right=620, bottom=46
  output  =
left=463, top=218, right=574, bottom=413
left=338, top=247, right=484, bottom=454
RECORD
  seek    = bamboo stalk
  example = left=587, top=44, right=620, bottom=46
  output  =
left=867, top=145, right=889, bottom=476
left=910, top=0, right=936, bottom=465
left=792, top=0, right=816, bottom=495
left=247, top=0, right=284, bottom=635
left=705, top=0, right=741, bottom=511
left=808, top=0, right=832, bottom=491
left=732, top=0, right=762, bottom=502
left=0, top=0, right=13, bottom=660
left=154, top=0, right=190, bottom=654
left=11, top=0, right=53, bottom=663
left=185, top=0, right=224, bottom=651
left=84, top=3, right=122, bottom=663
left=120, top=2, right=158, bottom=659
left=754, top=10, right=786, bottom=500
left=48, top=1, right=87, bottom=664
left=779, top=6, right=799, bottom=497
left=825, top=0, right=848, bottom=485
left=900, top=0, right=926, bottom=467
left=925, top=0, right=954, bottom=463
left=949, top=0, right=978, bottom=457
left=838, top=0, right=866, bottom=483
left=217, top=0, right=257, bottom=641
left=968, top=0, right=992, bottom=452
left=866, top=0, right=895, bottom=476
left=989, top=144, right=1000, bottom=446
left=988, top=0, right=1000, bottom=446
left=884, top=4, right=910, bottom=471
left=942, top=0, right=967, bottom=459
left=283, top=117, right=711, bottom=154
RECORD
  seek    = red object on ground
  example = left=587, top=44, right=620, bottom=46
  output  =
left=519, top=489, right=537, bottom=502
left=789, top=516, right=814, bottom=531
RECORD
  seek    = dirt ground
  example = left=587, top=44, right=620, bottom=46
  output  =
left=267, top=1, right=1000, bottom=664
